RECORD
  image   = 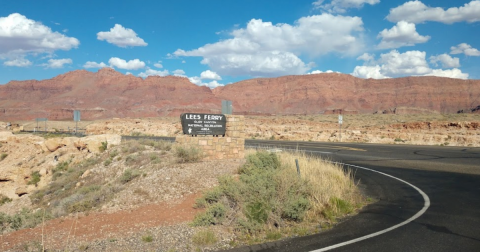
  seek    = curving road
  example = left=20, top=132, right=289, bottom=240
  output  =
left=224, top=140, right=480, bottom=252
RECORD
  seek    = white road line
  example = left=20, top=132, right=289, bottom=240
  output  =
left=245, top=145, right=332, bottom=154
left=311, top=163, right=431, bottom=252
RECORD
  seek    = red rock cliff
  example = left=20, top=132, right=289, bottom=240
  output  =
left=0, top=69, right=479, bottom=120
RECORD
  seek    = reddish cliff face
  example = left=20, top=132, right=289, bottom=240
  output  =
left=0, top=68, right=220, bottom=120
left=0, top=69, right=479, bottom=120
left=213, top=73, right=480, bottom=115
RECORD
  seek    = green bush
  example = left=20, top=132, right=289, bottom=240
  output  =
left=192, top=151, right=311, bottom=235
left=119, top=169, right=140, bottom=184
left=141, top=235, right=153, bottom=243
left=104, top=158, right=112, bottom=166
left=150, top=154, right=161, bottom=163
left=0, top=194, right=12, bottom=206
left=110, top=150, right=118, bottom=158
left=0, top=208, right=50, bottom=232
left=53, top=161, right=69, bottom=174
left=27, top=171, right=41, bottom=186
left=0, top=153, right=7, bottom=161
left=245, top=201, right=269, bottom=224
left=175, top=146, right=202, bottom=163
left=99, top=141, right=108, bottom=152
left=192, top=203, right=226, bottom=226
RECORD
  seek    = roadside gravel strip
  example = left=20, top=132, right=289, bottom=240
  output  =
left=312, top=163, right=431, bottom=252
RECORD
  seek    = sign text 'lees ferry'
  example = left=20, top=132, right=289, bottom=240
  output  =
left=181, top=113, right=226, bottom=136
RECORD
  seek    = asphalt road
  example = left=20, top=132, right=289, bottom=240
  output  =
left=223, top=140, right=480, bottom=252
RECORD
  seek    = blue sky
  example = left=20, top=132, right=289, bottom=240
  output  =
left=1, top=0, right=479, bottom=87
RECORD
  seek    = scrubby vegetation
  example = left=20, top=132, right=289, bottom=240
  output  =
left=0, top=136, right=363, bottom=250
left=0, top=153, right=7, bottom=161
left=0, top=139, right=177, bottom=234
left=191, top=150, right=363, bottom=243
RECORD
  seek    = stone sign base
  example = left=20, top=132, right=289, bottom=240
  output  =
left=175, top=115, right=245, bottom=160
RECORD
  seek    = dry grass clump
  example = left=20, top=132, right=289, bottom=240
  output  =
left=278, top=152, right=362, bottom=221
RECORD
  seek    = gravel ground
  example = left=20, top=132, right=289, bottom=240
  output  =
left=2, top=156, right=244, bottom=252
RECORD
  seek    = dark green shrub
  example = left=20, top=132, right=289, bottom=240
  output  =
left=282, top=197, right=309, bottom=221
left=0, top=194, right=12, bottom=205
left=119, top=169, right=140, bottom=184
left=245, top=201, right=269, bottom=224
left=0, top=153, right=8, bottom=161
left=99, top=141, right=108, bottom=152
left=192, top=203, right=226, bottom=226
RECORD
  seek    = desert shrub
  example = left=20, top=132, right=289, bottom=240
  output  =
left=153, top=140, right=172, bottom=151
left=192, top=203, right=226, bottom=226
left=0, top=153, right=7, bottom=161
left=110, top=150, right=118, bottom=158
left=119, top=169, right=140, bottom=184
left=99, top=141, right=108, bottom=152
left=53, top=161, right=69, bottom=173
left=104, top=158, right=112, bottom=166
left=149, top=154, right=161, bottom=163
left=141, top=235, right=153, bottom=243
left=122, top=141, right=146, bottom=154
left=27, top=171, right=41, bottom=186
left=192, top=150, right=362, bottom=241
left=192, top=151, right=309, bottom=234
left=78, top=185, right=101, bottom=195
left=0, top=194, right=12, bottom=206
left=175, top=146, right=202, bottom=163
left=192, top=229, right=217, bottom=246
left=0, top=208, right=50, bottom=232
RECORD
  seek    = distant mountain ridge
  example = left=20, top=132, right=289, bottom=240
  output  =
left=1, top=68, right=479, bottom=120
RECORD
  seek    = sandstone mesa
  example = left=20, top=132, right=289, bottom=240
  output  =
left=1, top=68, right=479, bottom=121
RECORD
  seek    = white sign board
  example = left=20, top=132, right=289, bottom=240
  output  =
left=338, top=115, right=343, bottom=124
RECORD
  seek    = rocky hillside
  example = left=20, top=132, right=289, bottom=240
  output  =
left=1, top=68, right=479, bottom=120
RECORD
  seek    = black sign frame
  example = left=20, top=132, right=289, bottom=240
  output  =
left=181, top=113, right=226, bottom=136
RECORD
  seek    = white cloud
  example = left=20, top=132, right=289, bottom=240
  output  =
left=425, top=68, right=469, bottom=79
left=108, top=57, right=145, bottom=70
left=307, top=69, right=336, bottom=74
left=387, top=0, right=480, bottom=24
left=44, top=58, right=72, bottom=68
left=450, top=43, right=480, bottom=56
left=379, top=50, right=431, bottom=76
left=138, top=68, right=169, bottom=78
left=188, top=76, right=202, bottom=85
left=154, top=62, right=163, bottom=68
left=188, top=76, right=224, bottom=89
left=429, top=54, right=460, bottom=68
left=352, top=50, right=468, bottom=79
left=352, top=65, right=388, bottom=79
left=308, top=70, right=324, bottom=74
left=377, top=21, right=430, bottom=49
left=97, top=24, right=147, bottom=47
left=313, top=0, right=380, bottom=14
left=0, top=13, right=79, bottom=57
left=357, top=53, right=375, bottom=63
left=3, top=58, right=31, bottom=67
left=83, top=61, right=108, bottom=68
left=200, top=70, right=222, bottom=80
left=174, top=14, right=364, bottom=77
left=173, top=69, right=186, bottom=77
